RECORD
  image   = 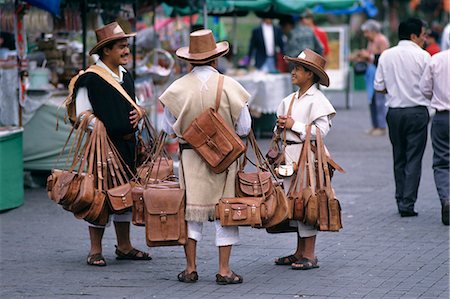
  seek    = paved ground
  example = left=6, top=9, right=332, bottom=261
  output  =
left=1, top=91, right=449, bottom=299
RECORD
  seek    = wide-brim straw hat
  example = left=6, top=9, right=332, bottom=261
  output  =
left=284, top=49, right=330, bottom=87
left=89, top=22, right=136, bottom=56
left=176, top=29, right=229, bottom=64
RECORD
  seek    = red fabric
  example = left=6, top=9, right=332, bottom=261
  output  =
left=313, top=26, right=329, bottom=57
left=426, top=43, right=440, bottom=56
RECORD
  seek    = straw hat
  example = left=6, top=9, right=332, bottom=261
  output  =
left=284, top=49, right=329, bottom=87
left=176, top=29, right=229, bottom=64
left=89, top=22, right=136, bottom=56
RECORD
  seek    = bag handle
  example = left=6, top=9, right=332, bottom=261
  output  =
left=315, top=127, right=325, bottom=190
left=287, top=125, right=312, bottom=197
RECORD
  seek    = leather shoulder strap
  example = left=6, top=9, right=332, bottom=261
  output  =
left=287, top=92, right=296, bottom=117
left=86, top=65, right=144, bottom=118
left=215, top=75, right=224, bottom=111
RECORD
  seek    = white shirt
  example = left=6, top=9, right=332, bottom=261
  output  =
left=441, top=23, right=450, bottom=51
left=262, top=23, right=275, bottom=57
left=374, top=40, right=430, bottom=108
left=419, top=49, right=450, bottom=111
left=276, top=85, right=332, bottom=141
left=162, top=66, right=251, bottom=137
left=75, top=59, right=128, bottom=116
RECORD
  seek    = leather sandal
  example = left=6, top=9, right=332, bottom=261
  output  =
left=291, top=257, right=319, bottom=270
left=274, top=254, right=299, bottom=265
left=177, top=270, right=199, bottom=283
left=215, top=272, right=243, bottom=285
left=87, top=253, right=107, bottom=267
left=115, top=245, right=152, bottom=260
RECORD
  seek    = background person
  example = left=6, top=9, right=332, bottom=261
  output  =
left=350, top=19, right=390, bottom=136
left=419, top=49, right=450, bottom=225
left=374, top=18, right=430, bottom=217
left=300, top=9, right=329, bottom=57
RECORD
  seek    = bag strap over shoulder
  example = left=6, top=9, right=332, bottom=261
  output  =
left=215, top=74, right=224, bottom=112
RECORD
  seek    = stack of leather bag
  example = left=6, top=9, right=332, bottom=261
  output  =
left=216, top=130, right=289, bottom=228
left=47, top=111, right=135, bottom=226
left=132, top=128, right=186, bottom=247
left=267, top=125, right=344, bottom=233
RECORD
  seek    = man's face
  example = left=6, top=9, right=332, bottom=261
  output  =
left=412, top=27, right=427, bottom=49
left=363, top=30, right=375, bottom=41
left=105, top=38, right=130, bottom=66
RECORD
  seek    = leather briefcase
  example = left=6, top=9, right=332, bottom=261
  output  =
left=182, top=75, right=245, bottom=174
left=143, top=187, right=187, bottom=247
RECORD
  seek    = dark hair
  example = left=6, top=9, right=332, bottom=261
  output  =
left=398, top=18, right=425, bottom=41
left=191, top=60, right=215, bottom=67
left=428, top=31, right=439, bottom=41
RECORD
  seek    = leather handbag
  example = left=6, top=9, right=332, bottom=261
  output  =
left=143, top=187, right=187, bottom=247
left=131, top=186, right=145, bottom=226
left=82, top=190, right=109, bottom=226
left=182, top=75, right=245, bottom=174
left=107, top=182, right=134, bottom=213
left=263, top=184, right=289, bottom=228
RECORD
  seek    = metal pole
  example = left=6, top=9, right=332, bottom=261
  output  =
left=203, top=0, right=207, bottom=28
left=232, top=13, right=238, bottom=67
left=132, top=0, right=137, bottom=78
left=82, top=0, right=87, bottom=69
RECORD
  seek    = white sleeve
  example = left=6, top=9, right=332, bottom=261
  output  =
left=75, top=87, right=96, bottom=130
left=291, top=115, right=331, bottom=141
left=162, top=107, right=176, bottom=135
left=419, top=61, right=433, bottom=100
left=235, top=105, right=252, bottom=137
left=373, top=59, right=386, bottom=91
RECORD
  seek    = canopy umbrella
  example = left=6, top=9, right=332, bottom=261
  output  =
left=24, top=0, right=61, bottom=17
left=272, top=0, right=377, bottom=17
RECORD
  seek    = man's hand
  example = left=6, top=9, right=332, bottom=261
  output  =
left=129, top=108, right=143, bottom=128
left=277, top=115, right=294, bottom=130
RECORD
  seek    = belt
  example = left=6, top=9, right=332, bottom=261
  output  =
left=436, top=110, right=449, bottom=114
left=285, top=140, right=303, bottom=145
left=179, top=143, right=193, bottom=151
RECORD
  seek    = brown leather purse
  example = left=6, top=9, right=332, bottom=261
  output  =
left=182, top=75, right=245, bottom=174
left=143, top=187, right=187, bottom=247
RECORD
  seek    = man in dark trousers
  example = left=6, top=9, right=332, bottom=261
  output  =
left=74, top=22, right=151, bottom=266
left=247, top=18, right=284, bottom=72
left=374, top=18, right=430, bottom=217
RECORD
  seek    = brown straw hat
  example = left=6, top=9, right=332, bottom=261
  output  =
left=176, top=29, right=229, bottom=64
left=284, top=49, right=330, bottom=87
left=89, top=22, right=136, bottom=56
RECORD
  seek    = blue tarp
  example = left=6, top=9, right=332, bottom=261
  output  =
left=24, top=0, right=60, bottom=17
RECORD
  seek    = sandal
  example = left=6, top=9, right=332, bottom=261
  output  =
left=215, top=272, right=243, bottom=285
left=87, top=253, right=107, bottom=267
left=115, top=245, right=152, bottom=260
left=274, top=254, right=299, bottom=265
left=291, top=257, right=319, bottom=270
left=177, top=270, right=199, bottom=283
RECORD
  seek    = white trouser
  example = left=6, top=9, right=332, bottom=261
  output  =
left=88, top=211, right=132, bottom=228
left=187, top=220, right=239, bottom=247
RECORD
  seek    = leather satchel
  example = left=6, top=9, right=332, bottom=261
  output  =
left=216, top=197, right=265, bottom=228
left=107, top=182, right=134, bottom=213
left=131, top=186, right=145, bottom=226
left=143, top=187, right=187, bottom=247
left=264, top=184, right=289, bottom=228
left=182, top=75, right=245, bottom=174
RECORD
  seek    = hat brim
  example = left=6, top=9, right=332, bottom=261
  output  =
left=89, top=32, right=136, bottom=56
left=176, top=41, right=229, bottom=64
left=284, top=55, right=330, bottom=87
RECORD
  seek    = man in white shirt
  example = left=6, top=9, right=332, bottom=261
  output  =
left=419, top=49, right=450, bottom=225
left=374, top=18, right=430, bottom=217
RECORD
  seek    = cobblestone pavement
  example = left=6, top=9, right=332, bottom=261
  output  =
left=1, top=92, right=448, bottom=299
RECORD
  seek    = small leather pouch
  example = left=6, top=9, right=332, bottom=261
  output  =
left=107, top=182, right=134, bottom=213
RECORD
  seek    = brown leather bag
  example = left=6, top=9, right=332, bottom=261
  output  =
left=216, top=197, right=265, bottom=228
left=107, top=182, right=134, bottom=213
left=143, top=187, right=187, bottom=247
left=131, top=186, right=145, bottom=226
left=82, top=191, right=109, bottom=226
left=263, top=184, right=289, bottom=228
left=182, top=75, right=245, bottom=174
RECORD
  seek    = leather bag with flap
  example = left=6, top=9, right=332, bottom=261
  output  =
left=182, top=75, right=245, bottom=174
left=143, top=188, right=187, bottom=247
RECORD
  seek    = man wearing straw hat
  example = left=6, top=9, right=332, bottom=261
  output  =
left=74, top=22, right=150, bottom=266
left=160, top=29, right=251, bottom=285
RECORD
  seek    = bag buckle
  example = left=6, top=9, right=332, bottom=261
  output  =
left=160, top=211, right=167, bottom=223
